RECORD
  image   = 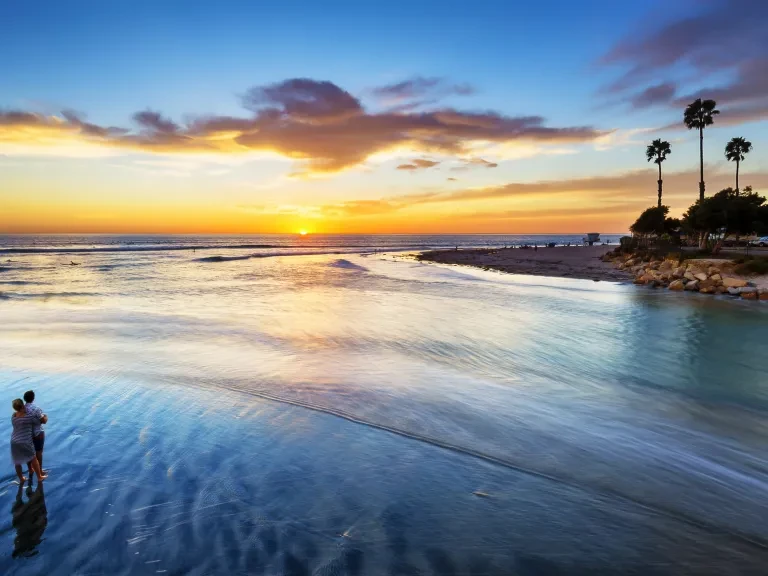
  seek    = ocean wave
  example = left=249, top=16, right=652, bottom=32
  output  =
left=195, top=249, right=365, bottom=263
left=0, top=243, right=279, bottom=254
left=0, top=291, right=100, bottom=300
left=195, top=254, right=258, bottom=263
left=0, top=280, right=51, bottom=286
left=328, top=259, right=368, bottom=271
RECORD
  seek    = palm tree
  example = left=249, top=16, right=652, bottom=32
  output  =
left=683, top=98, right=720, bottom=201
left=645, top=139, right=671, bottom=207
left=725, top=137, right=752, bottom=194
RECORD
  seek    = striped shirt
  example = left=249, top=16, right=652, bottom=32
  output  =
left=11, top=413, right=39, bottom=445
left=25, top=403, right=44, bottom=436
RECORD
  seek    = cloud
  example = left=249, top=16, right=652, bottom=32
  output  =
left=450, top=157, right=499, bottom=171
left=629, top=82, right=676, bottom=108
left=447, top=177, right=458, bottom=182
left=396, top=158, right=440, bottom=171
left=0, top=78, right=603, bottom=174
left=372, top=76, right=474, bottom=110
left=601, top=0, right=768, bottom=123
left=242, top=78, right=363, bottom=124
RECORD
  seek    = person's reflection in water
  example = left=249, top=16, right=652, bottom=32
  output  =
left=12, top=482, right=48, bottom=558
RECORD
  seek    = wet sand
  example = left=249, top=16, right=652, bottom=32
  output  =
left=417, top=245, right=631, bottom=282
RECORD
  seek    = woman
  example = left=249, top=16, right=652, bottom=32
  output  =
left=11, top=399, right=47, bottom=485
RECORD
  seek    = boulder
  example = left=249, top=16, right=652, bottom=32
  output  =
left=672, top=266, right=686, bottom=279
left=625, top=258, right=636, bottom=267
left=698, top=279, right=716, bottom=291
left=739, top=287, right=758, bottom=294
left=710, top=273, right=722, bottom=282
left=727, top=287, right=741, bottom=295
left=759, top=289, right=768, bottom=301
left=741, top=291, right=758, bottom=300
left=684, top=280, right=699, bottom=291
left=699, top=286, right=716, bottom=294
left=659, top=261, right=674, bottom=272
left=694, top=272, right=709, bottom=282
left=684, top=271, right=696, bottom=281
left=707, top=266, right=721, bottom=276
left=668, top=280, right=685, bottom=291
left=633, top=278, right=646, bottom=285
left=722, top=277, right=747, bottom=288
left=716, top=286, right=728, bottom=294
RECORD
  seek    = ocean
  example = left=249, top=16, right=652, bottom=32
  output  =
left=1, top=234, right=767, bottom=575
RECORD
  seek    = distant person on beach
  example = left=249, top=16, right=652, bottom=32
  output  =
left=23, top=391, right=47, bottom=485
left=10, top=399, right=47, bottom=486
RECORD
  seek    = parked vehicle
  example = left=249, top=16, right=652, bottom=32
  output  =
left=749, top=236, right=768, bottom=247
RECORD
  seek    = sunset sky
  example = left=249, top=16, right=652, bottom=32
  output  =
left=2, top=0, right=767, bottom=234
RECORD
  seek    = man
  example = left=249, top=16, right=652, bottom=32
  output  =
left=23, top=391, right=48, bottom=486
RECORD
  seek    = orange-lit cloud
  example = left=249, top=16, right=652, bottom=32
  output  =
left=1, top=78, right=604, bottom=175
left=396, top=158, right=440, bottom=171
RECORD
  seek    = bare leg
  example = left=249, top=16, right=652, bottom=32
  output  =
left=14, top=465, right=26, bottom=485
left=27, top=463, right=34, bottom=487
left=28, top=459, right=47, bottom=482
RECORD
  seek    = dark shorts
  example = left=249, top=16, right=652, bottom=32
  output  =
left=33, top=432, right=45, bottom=452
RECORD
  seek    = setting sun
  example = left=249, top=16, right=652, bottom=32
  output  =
left=299, top=229, right=308, bottom=235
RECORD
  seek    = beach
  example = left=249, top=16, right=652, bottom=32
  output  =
left=416, top=245, right=631, bottom=282
left=1, top=235, right=768, bottom=574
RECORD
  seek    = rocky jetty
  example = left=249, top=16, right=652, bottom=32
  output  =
left=603, top=253, right=768, bottom=301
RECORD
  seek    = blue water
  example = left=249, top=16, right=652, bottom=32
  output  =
left=0, top=235, right=767, bottom=574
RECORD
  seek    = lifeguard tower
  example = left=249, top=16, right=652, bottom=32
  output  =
left=583, top=233, right=601, bottom=246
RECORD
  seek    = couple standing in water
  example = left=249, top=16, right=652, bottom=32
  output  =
left=10, top=391, right=48, bottom=486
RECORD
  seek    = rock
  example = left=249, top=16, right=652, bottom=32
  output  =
left=684, top=271, right=696, bottom=281
left=707, top=266, right=721, bottom=276
left=760, top=289, right=768, bottom=301
left=633, top=278, right=646, bottom=285
left=684, top=280, right=699, bottom=291
left=639, top=274, right=654, bottom=284
left=699, top=286, right=716, bottom=294
left=710, top=273, right=722, bottom=282
left=698, top=279, right=716, bottom=291
left=739, top=287, right=757, bottom=294
left=673, top=266, right=686, bottom=279
left=722, top=277, right=747, bottom=288
left=741, top=291, right=758, bottom=300
left=694, top=272, right=709, bottom=282
left=649, top=279, right=662, bottom=288
left=716, top=286, right=727, bottom=294
left=668, top=280, right=685, bottom=291
left=727, top=287, right=741, bottom=295
left=659, top=261, right=674, bottom=272
left=625, top=258, right=636, bottom=267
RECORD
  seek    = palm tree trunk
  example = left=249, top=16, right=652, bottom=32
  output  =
left=736, top=159, right=740, bottom=195
left=657, top=162, right=662, bottom=208
left=699, top=126, right=705, bottom=201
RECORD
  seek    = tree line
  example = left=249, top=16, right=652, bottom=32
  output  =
left=633, top=98, right=765, bottom=248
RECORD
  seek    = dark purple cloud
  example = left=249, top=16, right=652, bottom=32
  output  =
left=373, top=76, right=474, bottom=100
left=629, top=82, right=676, bottom=108
left=133, top=110, right=180, bottom=133
left=243, top=78, right=363, bottom=124
left=601, top=0, right=768, bottom=122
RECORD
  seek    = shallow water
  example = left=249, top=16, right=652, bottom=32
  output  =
left=1, top=235, right=767, bottom=574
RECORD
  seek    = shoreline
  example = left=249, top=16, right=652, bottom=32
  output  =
left=416, top=245, right=631, bottom=282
